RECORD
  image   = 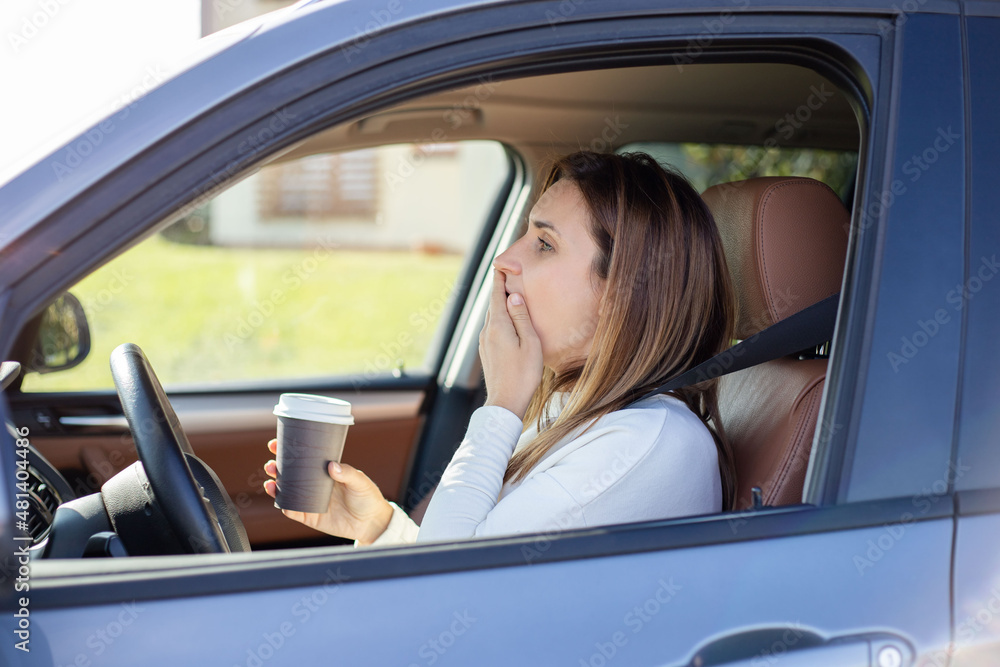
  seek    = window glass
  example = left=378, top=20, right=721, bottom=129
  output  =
left=22, top=141, right=510, bottom=391
left=621, top=142, right=857, bottom=200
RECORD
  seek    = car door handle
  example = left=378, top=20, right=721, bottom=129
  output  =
left=708, top=641, right=866, bottom=667
left=683, top=630, right=913, bottom=667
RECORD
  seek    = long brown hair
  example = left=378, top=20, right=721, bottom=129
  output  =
left=503, top=151, right=738, bottom=511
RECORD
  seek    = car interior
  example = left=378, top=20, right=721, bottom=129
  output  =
left=5, top=58, right=862, bottom=559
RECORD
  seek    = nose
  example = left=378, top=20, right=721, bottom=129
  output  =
left=493, top=242, right=521, bottom=275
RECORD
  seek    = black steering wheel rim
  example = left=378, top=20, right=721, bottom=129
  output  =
left=110, top=343, right=230, bottom=554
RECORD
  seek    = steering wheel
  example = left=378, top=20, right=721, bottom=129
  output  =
left=109, top=343, right=249, bottom=554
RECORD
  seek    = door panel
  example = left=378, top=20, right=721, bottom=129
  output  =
left=953, top=508, right=1000, bottom=665
left=24, top=515, right=953, bottom=666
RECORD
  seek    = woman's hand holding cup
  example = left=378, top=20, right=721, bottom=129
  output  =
left=265, top=393, right=392, bottom=545
left=263, top=439, right=393, bottom=545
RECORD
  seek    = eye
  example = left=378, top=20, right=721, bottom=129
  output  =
left=536, top=237, right=554, bottom=252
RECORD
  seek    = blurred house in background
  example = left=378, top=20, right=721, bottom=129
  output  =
left=207, top=142, right=507, bottom=253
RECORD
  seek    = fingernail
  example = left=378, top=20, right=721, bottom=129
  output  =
left=331, top=462, right=342, bottom=474
left=509, top=293, right=523, bottom=305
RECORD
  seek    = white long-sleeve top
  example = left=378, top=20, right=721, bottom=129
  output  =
left=367, top=391, right=722, bottom=546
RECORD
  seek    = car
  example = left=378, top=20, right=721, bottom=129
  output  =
left=1, top=0, right=997, bottom=664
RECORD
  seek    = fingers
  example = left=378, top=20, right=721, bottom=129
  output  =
left=490, top=269, right=507, bottom=314
left=265, top=458, right=369, bottom=498
left=328, top=460, right=357, bottom=484
left=505, top=291, right=538, bottom=345
left=483, top=270, right=513, bottom=340
left=487, top=270, right=513, bottom=330
left=265, top=441, right=279, bottom=499
left=328, top=461, right=378, bottom=494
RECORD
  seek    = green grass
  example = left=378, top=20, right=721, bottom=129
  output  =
left=22, top=235, right=464, bottom=391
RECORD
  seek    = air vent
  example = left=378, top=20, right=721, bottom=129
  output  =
left=22, top=465, right=61, bottom=543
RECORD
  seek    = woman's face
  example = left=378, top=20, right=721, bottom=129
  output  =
left=493, top=179, right=605, bottom=371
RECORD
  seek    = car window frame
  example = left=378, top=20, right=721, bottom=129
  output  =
left=0, top=3, right=919, bottom=606
left=954, top=14, right=1000, bottom=504
left=830, top=11, right=967, bottom=507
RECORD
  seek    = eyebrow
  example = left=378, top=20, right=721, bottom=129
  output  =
left=531, top=219, right=561, bottom=236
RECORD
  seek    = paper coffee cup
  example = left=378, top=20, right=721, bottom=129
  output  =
left=273, top=393, right=354, bottom=513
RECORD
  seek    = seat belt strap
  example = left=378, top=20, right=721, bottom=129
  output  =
left=628, top=292, right=840, bottom=406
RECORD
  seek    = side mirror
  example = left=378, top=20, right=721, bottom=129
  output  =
left=27, top=293, right=91, bottom=374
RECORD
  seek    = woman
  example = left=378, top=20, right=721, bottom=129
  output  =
left=263, top=150, right=736, bottom=546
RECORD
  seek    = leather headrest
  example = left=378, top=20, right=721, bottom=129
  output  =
left=702, top=177, right=848, bottom=340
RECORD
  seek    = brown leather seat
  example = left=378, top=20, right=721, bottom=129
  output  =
left=701, top=177, right=849, bottom=509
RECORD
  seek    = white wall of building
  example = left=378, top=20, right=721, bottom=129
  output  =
left=208, top=141, right=508, bottom=253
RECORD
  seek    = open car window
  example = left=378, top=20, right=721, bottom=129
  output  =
left=9, top=53, right=872, bottom=560
left=21, top=141, right=510, bottom=392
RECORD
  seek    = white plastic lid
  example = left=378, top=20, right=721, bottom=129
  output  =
left=273, top=393, right=354, bottom=426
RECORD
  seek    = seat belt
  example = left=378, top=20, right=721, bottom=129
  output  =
left=628, top=292, right=840, bottom=406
